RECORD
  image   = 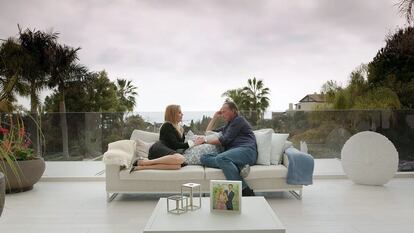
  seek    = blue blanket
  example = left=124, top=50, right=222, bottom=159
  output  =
left=285, top=147, right=314, bottom=185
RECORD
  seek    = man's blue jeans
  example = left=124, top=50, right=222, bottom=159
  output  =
left=200, top=147, right=257, bottom=189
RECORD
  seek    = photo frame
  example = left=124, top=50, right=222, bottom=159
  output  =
left=210, top=180, right=242, bottom=213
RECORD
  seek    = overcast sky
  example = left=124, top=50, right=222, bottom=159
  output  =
left=0, top=0, right=407, bottom=112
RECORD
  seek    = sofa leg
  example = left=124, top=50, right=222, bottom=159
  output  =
left=107, top=192, right=118, bottom=202
left=289, top=190, right=302, bottom=200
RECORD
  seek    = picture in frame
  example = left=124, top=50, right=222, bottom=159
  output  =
left=210, top=180, right=242, bottom=213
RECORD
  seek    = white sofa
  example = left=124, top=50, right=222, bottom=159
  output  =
left=103, top=130, right=303, bottom=202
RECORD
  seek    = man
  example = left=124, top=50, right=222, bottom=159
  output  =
left=225, top=184, right=235, bottom=210
left=200, top=101, right=257, bottom=196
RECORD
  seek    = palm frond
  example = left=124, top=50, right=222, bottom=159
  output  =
left=397, top=0, right=414, bottom=24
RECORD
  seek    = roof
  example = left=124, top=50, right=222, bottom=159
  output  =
left=299, top=94, right=325, bottom=103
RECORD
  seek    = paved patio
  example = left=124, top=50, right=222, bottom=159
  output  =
left=1, top=159, right=414, bottom=233
left=1, top=178, right=414, bottom=233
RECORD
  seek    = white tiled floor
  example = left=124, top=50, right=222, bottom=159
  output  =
left=42, top=161, right=105, bottom=180
left=1, top=178, right=414, bottom=233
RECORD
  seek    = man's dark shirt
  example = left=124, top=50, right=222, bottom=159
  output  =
left=215, top=115, right=257, bottom=151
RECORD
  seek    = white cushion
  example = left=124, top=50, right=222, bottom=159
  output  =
left=253, top=129, right=273, bottom=165
left=283, top=140, right=293, bottom=151
left=247, top=165, right=288, bottom=179
left=103, top=140, right=136, bottom=167
left=270, top=133, right=289, bottom=165
left=120, top=165, right=205, bottom=180
left=134, top=138, right=154, bottom=158
left=130, top=130, right=159, bottom=143
left=204, top=165, right=287, bottom=180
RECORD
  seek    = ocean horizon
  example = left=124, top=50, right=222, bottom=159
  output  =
left=138, top=111, right=272, bottom=124
left=138, top=111, right=216, bottom=124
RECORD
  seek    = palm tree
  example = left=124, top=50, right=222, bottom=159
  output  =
left=397, top=0, right=414, bottom=25
left=221, top=88, right=249, bottom=111
left=48, top=44, right=87, bottom=159
left=18, top=26, right=58, bottom=113
left=0, top=38, right=30, bottom=111
left=18, top=26, right=58, bottom=156
left=242, top=77, right=271, bottom=120
left=116, top=78, right=138, bottom=112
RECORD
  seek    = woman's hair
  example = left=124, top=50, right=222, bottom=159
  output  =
left=164, top=104, right=183, bottom=135
left=223, top=100, right=239, bottom=115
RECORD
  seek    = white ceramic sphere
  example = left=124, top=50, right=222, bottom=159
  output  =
left=341, top=131, right=398, bottom=185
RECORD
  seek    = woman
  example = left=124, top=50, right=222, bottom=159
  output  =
left=131, top=104, right=204, bottom=171
left=215, top=188, right=227, bottom=210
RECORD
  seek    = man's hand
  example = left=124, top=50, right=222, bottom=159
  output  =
left=207, top=109, right=222, bottom=132
left=213, top=110, right=222, bottom=119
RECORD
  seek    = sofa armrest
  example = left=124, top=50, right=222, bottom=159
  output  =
left=103, top=140, right=136, bottom=167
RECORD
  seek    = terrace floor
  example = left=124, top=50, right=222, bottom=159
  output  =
left=1, top=160, right=414, bottom=233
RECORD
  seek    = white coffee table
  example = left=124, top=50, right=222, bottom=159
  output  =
left=143, top=196, right=286, bottom=233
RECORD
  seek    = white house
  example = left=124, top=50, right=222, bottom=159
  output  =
left=288, top=93, right=328, bottom=111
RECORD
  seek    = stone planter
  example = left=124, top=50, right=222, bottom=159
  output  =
left=1, top=158, right=45, bottom=193
left=0, top=172, right=5, bottom=216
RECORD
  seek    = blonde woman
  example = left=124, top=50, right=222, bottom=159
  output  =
left=215, top=188, right=227, bottom=210
left=131, top=105, right=204, bottom=171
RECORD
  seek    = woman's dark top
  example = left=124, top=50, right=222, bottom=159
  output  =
left=148, top=122, right=190, bottom=160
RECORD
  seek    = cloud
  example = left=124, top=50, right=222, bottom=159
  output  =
left=1, top=0, right=406, bottom=112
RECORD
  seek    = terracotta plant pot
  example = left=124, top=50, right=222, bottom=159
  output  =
left=1, top=158, right=45, bottom=193
left=0, top=172, right=5, bottom=216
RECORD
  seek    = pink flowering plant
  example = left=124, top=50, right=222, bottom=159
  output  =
left=0, top=115, right=36, bottom=162
left=0, top=114, right=39, bottom=186
left=0, top=113, right=44, bottom=191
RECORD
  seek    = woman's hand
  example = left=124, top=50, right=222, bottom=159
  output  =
left=194, top=136, right=205, bottom=146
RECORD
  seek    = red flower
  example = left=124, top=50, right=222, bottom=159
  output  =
left=0, top=127, right=9, bottom=135
left=19, top=127, right=26, bottom=136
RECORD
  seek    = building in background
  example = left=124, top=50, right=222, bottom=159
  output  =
left=288, top=93, right=328, bottom=111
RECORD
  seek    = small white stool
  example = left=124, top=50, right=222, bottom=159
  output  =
left=341, top=131, right=398, bottom=185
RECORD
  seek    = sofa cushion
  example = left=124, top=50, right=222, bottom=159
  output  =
left=253, top=129, right=274, bottom=165
left=270, top=133, right=289, bottom=165
left=284, top=140, right=293, bottom=151
left=130, top=129, right=159, bottom=143
left=204, top=165, right=287, bottom=180
left=119, top=165, right=205, bottom=180
left=247, top=165, right=288, bottom=179
left=134, top=138, right=154, bottom=158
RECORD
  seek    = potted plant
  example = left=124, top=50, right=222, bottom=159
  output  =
left=0, top=171, right=4, bottom=217
left=0, top=113, right=45, bottom=193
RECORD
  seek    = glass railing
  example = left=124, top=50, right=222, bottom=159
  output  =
left=1, top=110, right=413, bottom=171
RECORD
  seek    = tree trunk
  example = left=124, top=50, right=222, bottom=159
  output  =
left=85, top=113, right=102, bottom=158
left=29, top=84, right=41, bottom=157
left=59, top=91, right=70, bottom=159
